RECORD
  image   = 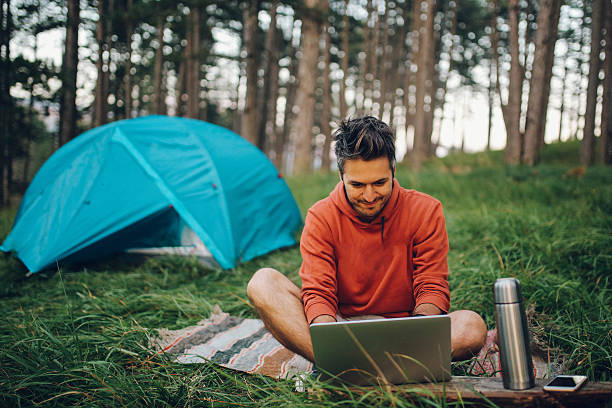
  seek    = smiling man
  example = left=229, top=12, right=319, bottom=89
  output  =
left=247, top=116, right=487, bottom=362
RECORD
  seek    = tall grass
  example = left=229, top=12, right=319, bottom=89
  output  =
left=1, top=142, right=610, bottom=406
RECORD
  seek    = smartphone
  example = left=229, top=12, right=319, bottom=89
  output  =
left=543, top=375, right=588, bottom=392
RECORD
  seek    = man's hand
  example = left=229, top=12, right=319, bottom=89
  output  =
left=311, top=314, right=336, bottom=324
left=413, top=303, right=443, bottom=316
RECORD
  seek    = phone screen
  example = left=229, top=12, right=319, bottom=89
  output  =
left=547, top=376, right=577, bottom=387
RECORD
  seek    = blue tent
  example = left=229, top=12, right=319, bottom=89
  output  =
left=1, top=115, right=302, bottom=273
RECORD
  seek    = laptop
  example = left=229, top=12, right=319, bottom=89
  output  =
left=309, top=315, right=451, bottom=385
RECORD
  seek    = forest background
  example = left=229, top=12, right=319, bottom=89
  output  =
left=0, top=0, right=611, bottom=208
left=1, top=0, right=611, bottom=405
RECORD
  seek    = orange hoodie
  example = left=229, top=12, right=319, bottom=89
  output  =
left=299, top=179, right=450, bottom=324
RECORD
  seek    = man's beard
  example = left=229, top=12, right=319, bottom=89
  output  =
left=349, top=195, right=389, bottom=222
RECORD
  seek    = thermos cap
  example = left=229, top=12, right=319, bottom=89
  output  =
left=494, top=278, right=522, bottom=304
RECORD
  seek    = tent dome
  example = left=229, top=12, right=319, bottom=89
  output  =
left=1, top=115, right=302, bottom=272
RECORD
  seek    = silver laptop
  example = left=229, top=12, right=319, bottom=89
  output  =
left=309, top=315, right=451, bottom=385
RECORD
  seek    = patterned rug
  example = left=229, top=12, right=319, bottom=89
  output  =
left=153, top=306, right=313, bottom=379
left=153, top=308, right=560, bottom=380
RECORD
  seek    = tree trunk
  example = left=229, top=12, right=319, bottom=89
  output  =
left=598, top=0, right=612, bottom=164
left=277, top=21, right=300, bottom=172
left=321, top=0, right=332, bottom=171
left=535, top=0, right=561, bottom=149
left=267, top=28, right=281, bottom=155
left=487, top=42, right=495, bottom=150
left=411, top=0, right=435, bottom=170
left=124, top=0, right=133, bottom=119
left=580, top=0, right=604, bottom=165
left=425, top=0, right=444, bottom=157
left=19, top=0, right=37, bottom=187
left=153, top=16, right=165, bottom=115
left=241, top=0, right=259, bottom=145
left=403, top=0, right=421, bottom=141
left=232, top=64, right=242, bottom=133
left=0, top=0, right=14, bottom=202
left=425, top=55, right=437, bottom=157
left=573, top=1, right=589, bottom=140
left=292, top=0, right=321, bottom=174
left=185, top=23, right=192, bottom=118
left=59, top=0, right=79, bottom=145
left=176, top=45, right=187, bottom=117
left=103, top=0, right=112, bottom=120
left=389, top=3, right=410, bottom=132
left=377, top=2, right=390, bottom=119
left=368, top=3, right=380, bottom=110
left=111, top=52, right=121, bottom=120
left=520, top=0, right=534, bottom=132
left=192, top=8, right=201, bottom=119
left=523, top=0, right=562, bottom=165
left=94, top=0, right=106, bottom=127
left=557, top=54, right=569, bottom=142
left=434, top=0, right=457, bottom=152
left=357, top=0, right=371, bottom=115
left=486, top=1, right=498, bottom=151
left=135, top=81, right=143, bottom=116
left=187, top=8, right=200, bottom=119
left=23, top=36, right=34, bottom=185
left=257, top=0, right=279, bottom=153
left=339, top=0, right=349, bottom=120
left=0, top=0, right=10, bottom=204
left=502, top=0, right=523, bottom=164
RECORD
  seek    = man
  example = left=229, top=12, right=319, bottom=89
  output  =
left=247, top=116, right=487, bottom=363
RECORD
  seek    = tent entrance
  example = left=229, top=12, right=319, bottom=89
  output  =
left=62, top=206, right=218, bottom=269
left=126, top=216, right=218, bottom=269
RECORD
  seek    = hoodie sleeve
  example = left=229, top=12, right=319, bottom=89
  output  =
left=411, top=201, right=450, bottom=313
left=299, top=209, right=338, bottom=324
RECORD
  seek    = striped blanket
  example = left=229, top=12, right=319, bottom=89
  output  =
left=154, top=307, right=313, bottom=379
left=154, top=308, right=560, bottom=380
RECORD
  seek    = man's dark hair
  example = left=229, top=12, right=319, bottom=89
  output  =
left=334, top=116, right=396, bottom=175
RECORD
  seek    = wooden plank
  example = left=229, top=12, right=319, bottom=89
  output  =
left=320, top=376, right=612, bottom=407
left=394, top=377, right=612, bottom=407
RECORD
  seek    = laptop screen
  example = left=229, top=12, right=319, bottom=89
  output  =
left=309, top=315, right=451, bottom=385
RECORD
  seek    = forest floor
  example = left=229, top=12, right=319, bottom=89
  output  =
left=1, top=141, right=610, bottom=407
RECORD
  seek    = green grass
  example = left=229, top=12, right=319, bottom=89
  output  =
left=1, top=142, right=611, bottom=406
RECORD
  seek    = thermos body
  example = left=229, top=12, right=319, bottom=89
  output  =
left=494, top=278, right=535, bottom=390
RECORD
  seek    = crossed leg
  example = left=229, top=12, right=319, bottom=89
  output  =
left=247, top=268, right=487, bottom=363
left=247, top=268, right=316, bottom=361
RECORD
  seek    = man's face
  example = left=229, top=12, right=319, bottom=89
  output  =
left=341, top=156, right=394, bottom=222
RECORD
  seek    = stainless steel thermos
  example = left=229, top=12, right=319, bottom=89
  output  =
left=494, top=278, right=535, bottom=390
